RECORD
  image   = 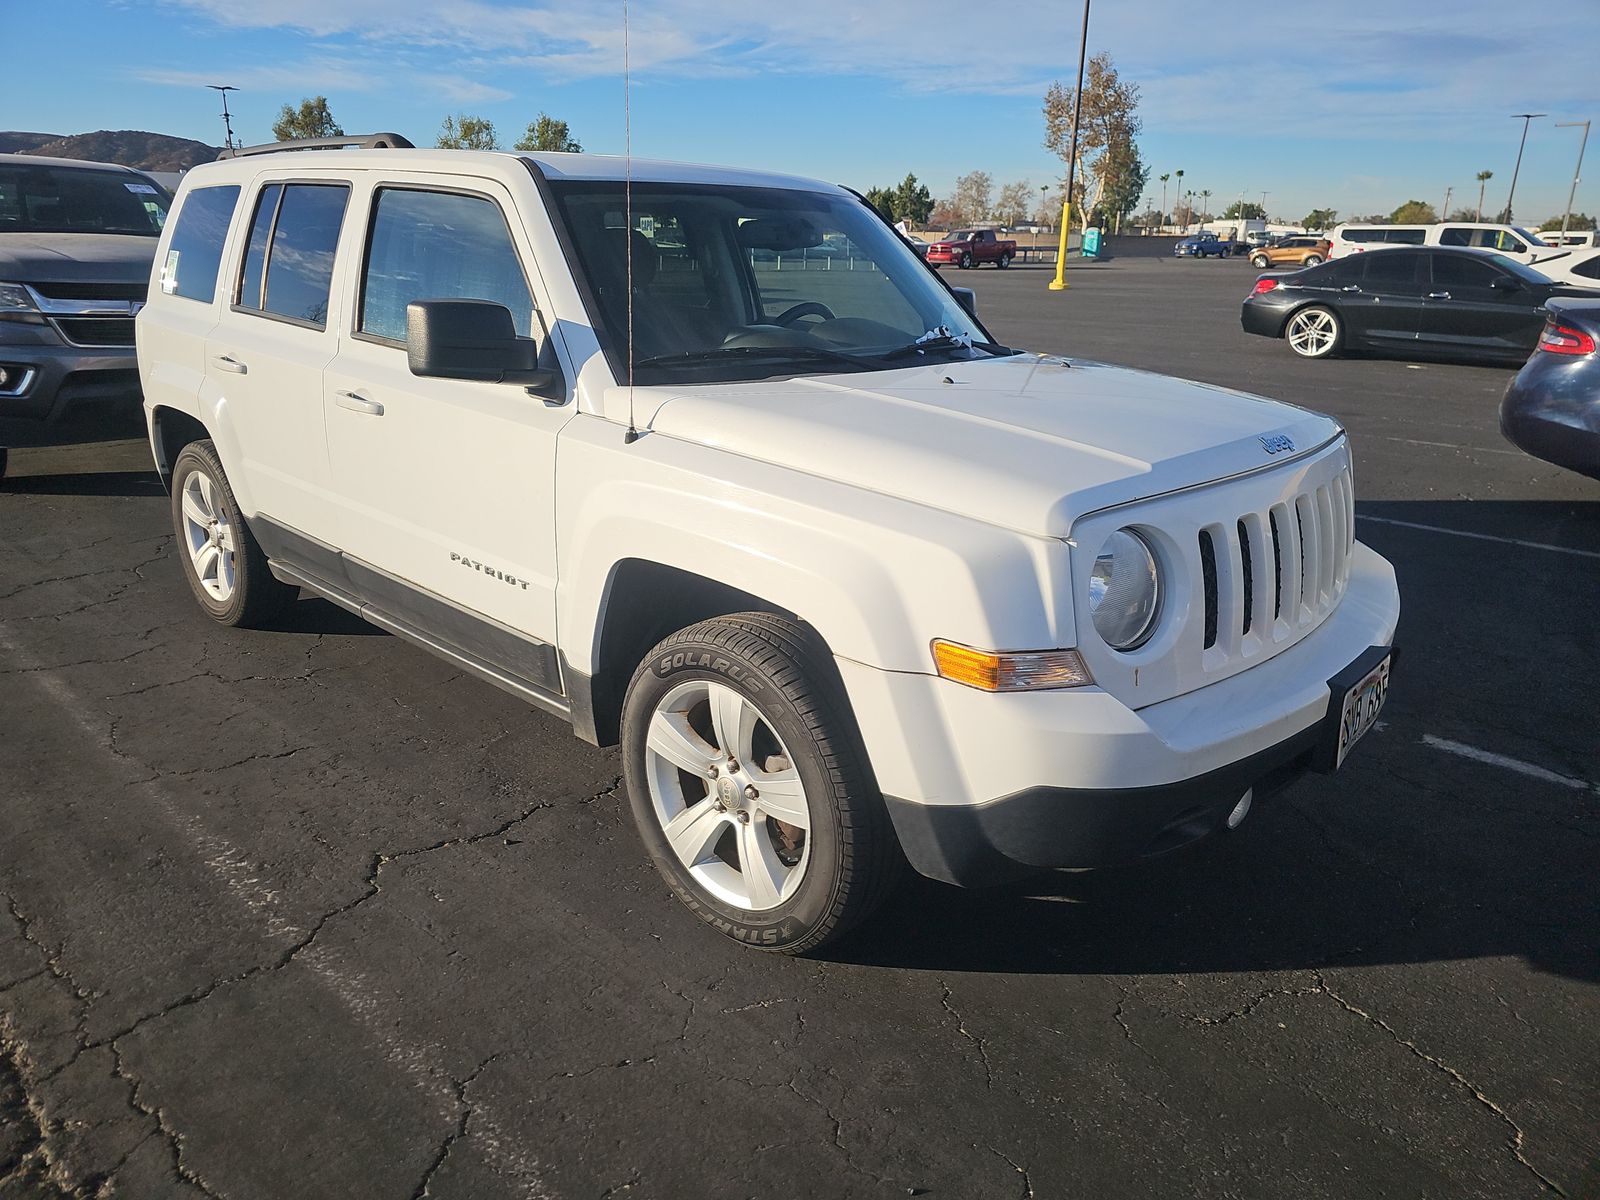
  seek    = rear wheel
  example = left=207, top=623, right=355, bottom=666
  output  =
left=170, top=440, right=297, bottom=627
left=996, top=253, right=1011, bottom=269
left=1285, top=305, right=1342, bottom=359
left=1303, top=254, right=1324, bottom=265
left=622, top=613, right=902, bottom=953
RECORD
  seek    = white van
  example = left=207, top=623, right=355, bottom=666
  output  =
left=1327, top=222, right=1557, bottom=267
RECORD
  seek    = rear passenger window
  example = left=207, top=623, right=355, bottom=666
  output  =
left=1385, top=229, right=1426, bottom=245
left=1432, top=255, right=1503, bottom=290
left=359, top=189, right=534, bottom=343
left=1362, top=252, right=1420, bottom=286
left=235, top=182, right=349, bottom=328
left=159, top=185, right=240, bottom=303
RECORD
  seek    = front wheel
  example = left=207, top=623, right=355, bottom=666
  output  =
left=958, top=252, right=973, bottom=269
left=1251, top=254, right=1270, bottom=268
left=170, top=440, right=297, bottom=626
left=1285, top=305, right=1342, bottom=359
left=622, top=614, right=902, bottom=953
left=996, top=253, right=1011, bottom=269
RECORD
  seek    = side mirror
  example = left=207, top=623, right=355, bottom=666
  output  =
left=406, top=299, right=561, bottom=396
left=951, top=286, right=977, bottom=317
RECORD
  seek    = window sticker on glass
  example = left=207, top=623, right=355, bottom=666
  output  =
left=161, top=249, right=180, bottom=294
left=125, top=182, right=159, bottom=195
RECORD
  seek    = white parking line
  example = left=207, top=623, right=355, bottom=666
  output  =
left=1356, top=515, right=1600, bottom=560
left=1421, top=735, right=1598, bottom=793
left=1378, top=435, right=1522, bottom=457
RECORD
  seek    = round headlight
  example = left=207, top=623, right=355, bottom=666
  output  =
left=1089, top=528, right=1161, bottom=650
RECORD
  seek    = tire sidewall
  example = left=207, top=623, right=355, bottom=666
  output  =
left=1252, top=255, right=1269, bottom=268
left=959, top=252, right=972, bottom=269
left=622, top=636, right=846, bottom=950
left=170, top=444, right=249, bottom=625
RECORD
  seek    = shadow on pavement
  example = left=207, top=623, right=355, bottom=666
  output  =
left=1, top=470, right=166, bottom=497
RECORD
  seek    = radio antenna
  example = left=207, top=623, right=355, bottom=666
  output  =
left=621, top=0, right=640, bottom=444
left=207, top=84, right=239, bottom=151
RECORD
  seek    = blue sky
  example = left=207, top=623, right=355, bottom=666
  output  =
left=11, top=0, right=1596, bottom=227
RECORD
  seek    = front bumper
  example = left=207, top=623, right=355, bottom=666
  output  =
left=0, top=340, right=140, bottom=421
left=839, top=542, right=1400, bottom=886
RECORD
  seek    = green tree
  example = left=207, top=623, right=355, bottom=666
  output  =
left=892, top=173, right=934, bottom=225
left=272, top=96, right=343, bottom=142
left=1099, top=139, right=1148, bottom=231
left=862, top=185, right=897, bottom=221
left=1043, top=52, right=1142, bottom=238
left=1390, top=200, right=1437, bottom=225
left=437, top=114, right=499, bottom=150
left=1222, top=200, right=1266, bottom=221
left=1303, top=207, right=1338, bottom=230
left=514, top=113, right=582, bottom=153
left=1539, top=212, right=1596, bottom=231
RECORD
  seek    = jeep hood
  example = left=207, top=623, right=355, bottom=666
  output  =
left=0, top=233, right=157, bottom=286
left=641, top=355, right=1341, bottom=537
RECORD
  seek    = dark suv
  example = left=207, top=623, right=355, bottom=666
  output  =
left=0, top=154, right=170, bottom=423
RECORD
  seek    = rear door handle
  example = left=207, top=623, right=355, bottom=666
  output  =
left=212, top=355, right=248, bottom=375
left=1426, top=291, right=1451, bottom=300
left=335, top=390, right=384, bottom=417
left=1341, top=285, right=1361, bottom=292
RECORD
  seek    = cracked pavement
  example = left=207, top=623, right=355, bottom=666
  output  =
left=2, top=262, right=1598, bottom=1198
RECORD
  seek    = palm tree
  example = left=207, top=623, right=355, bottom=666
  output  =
left=1475, top=170, right=1494, bottom=221
left=1175, top=168, right=1186, bottom=231
left=1200, top=189, right=1212, bottom=225
left=1159, top=173, right=1170, bottom=229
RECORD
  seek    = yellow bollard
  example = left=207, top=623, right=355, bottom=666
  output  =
left=1048, top=201, right=1073, bottom=290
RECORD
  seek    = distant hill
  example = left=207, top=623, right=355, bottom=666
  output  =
left=0, top=132, right=60, bottom=154
left=0, top=130, right=219, bottom=172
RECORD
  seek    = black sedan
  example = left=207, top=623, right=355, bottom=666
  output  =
left=1240, top=246, right=1590, bottom=362
left=1500, top=298, right=1600, bottom=480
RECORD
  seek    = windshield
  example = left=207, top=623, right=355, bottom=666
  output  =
left=549, top=180, right=997, bottom=384
left=0, top=164, right=170, bottom=236
left=1514, top=227, right=1546, bottom=246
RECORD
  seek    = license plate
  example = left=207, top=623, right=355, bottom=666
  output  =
left=1335, top=654, right=1391, bottom=768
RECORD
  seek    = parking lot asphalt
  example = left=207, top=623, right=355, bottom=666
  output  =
left=2, top=258, right=1597, bottom=1200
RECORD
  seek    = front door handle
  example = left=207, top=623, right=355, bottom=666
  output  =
left=1426, top=291, right=1451, bottom=300
left=335, top=391, right=384, bottom=417
left=212, top=355, right=248, bottom=375
left=1341, top=285, right=1361, bottom=292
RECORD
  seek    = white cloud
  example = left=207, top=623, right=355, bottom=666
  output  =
left=152, top=0, right=1593, bottom=141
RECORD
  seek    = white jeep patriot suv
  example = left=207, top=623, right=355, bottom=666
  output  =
left=136, top=135, right=1399, bottom=952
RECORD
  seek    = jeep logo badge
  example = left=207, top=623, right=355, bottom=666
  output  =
left=1259, top=434, right=1295, bottom=455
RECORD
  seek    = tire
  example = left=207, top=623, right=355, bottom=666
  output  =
left=996, top=253, right=1011, bottom=269
left=621, top=613, right=903, bottom=954
left=1284, top=305, right=1342, bottom=359
left=1303, top=254, right=1324, bottom=266
left=170, top=440, right=297, bottom=627
left=1251, top=255, right=1270, bottom=268
left=959, top=252, right=973, bottom=269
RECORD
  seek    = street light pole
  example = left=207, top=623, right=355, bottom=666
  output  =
left=1049, top=0, right=1092, bottom=291
left=1556, top=120, right=1591, bottom=244
left=1504, top=112, right=1547, bottom=224
left=1441, top=185, right=1452, bottom=222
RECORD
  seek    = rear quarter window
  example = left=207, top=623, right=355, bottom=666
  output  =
left=158, top=185, right=240, bottom=303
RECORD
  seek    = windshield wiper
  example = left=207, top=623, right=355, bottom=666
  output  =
left=877, top=332, right=1011, bottom=362
left=632, top=345, right=877, bottom=371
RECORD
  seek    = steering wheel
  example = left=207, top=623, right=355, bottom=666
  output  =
left=769, top=301, right=836, bottom=327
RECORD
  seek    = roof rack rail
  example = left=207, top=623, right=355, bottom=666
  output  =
left=217, top=133, right=415, bottom=160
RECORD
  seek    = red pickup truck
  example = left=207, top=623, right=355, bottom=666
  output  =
left=925, top=229, right=1017, bottom=269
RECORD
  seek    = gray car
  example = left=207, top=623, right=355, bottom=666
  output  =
left=0, top=154, right=169, bottom=426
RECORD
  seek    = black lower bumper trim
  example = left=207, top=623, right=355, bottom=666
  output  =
left=885, top=645, right=1396, bottom=887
